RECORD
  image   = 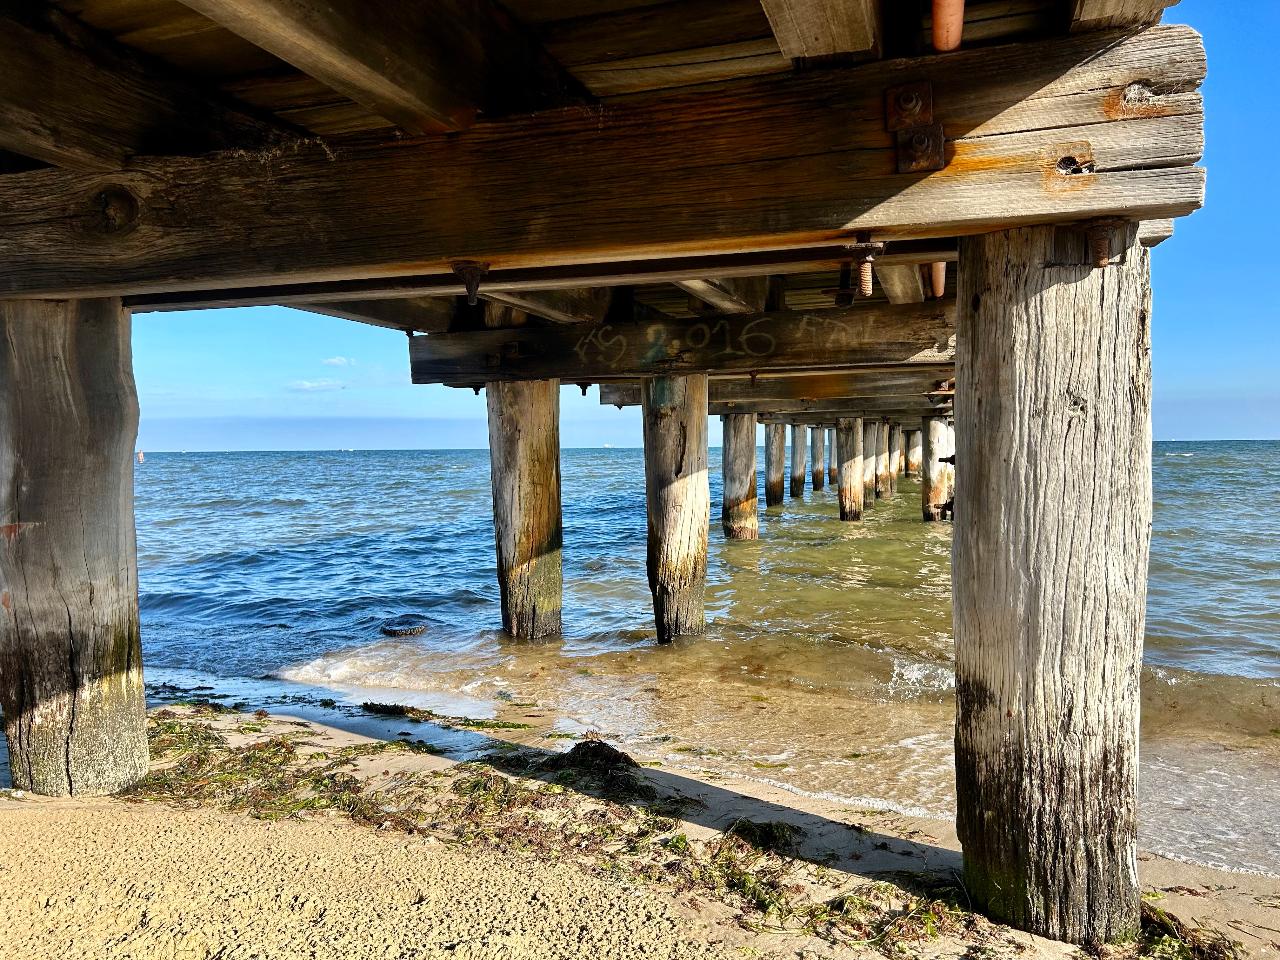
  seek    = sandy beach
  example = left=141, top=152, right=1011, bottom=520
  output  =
left=3, top=706, right=1276, bottom=960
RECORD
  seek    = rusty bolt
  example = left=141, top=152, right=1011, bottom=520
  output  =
left=897, top=90, right=923, bottom=116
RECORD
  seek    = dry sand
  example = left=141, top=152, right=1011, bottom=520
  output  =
left=2, top=708, right=1278, bottom=960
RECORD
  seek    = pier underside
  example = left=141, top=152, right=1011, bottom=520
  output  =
left=0, top=0, right=1202, bottom=945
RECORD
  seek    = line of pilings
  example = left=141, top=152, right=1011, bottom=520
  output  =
left=0, top=223, right=1153, bottom=948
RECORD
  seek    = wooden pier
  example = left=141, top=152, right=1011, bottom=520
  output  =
left=0, top=0, right=1201, bottom=945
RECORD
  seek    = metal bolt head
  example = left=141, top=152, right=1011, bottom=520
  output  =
left=897, top=91, right=923, bottom=115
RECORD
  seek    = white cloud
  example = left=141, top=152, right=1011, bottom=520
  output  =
left=321, top=356, right=352, bottom=367
left=287, top=379, right=346, bottom=393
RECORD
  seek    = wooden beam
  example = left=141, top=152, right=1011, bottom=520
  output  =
left=411, top=300, right=954, bottom=384
left=288, top=297, right=455, bottom=333
left=874, top=264, right=927, bottom=304
left=481, top=288, right=612, bottom=325
left=1071, top=0, right=1179, bottom=31
left=128, top=243, right=955, bottom=313
left=0, top=9, right=284, bottom=170
left=712, top=397, right=951, bottom=416
left=0, top=26, right=1204, bottom=300
left=759, top=0, right=880, bottom=59
left=174, top=0, right=580, bottom=134
left=1138, top=219, right=1174, bottom=247
left=599, top=367, right=954, bottom=405
left=675, top=277, right=770, bottom=314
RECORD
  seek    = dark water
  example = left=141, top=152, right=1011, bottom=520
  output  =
left=11, top=441, right=1280, bottom=874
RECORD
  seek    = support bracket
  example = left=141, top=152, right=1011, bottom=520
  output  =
left=885, top=82, right=946, bottom=174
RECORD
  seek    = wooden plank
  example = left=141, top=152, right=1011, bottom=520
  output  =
left=481, top=288, right=612, bottom=325
left=599, top=367, right=955, bottom=405
left=174, top=0, right=580, bottom=133
left=128, top=243, right=956, bottom=313
left=0, top=9, right=283, bottom=170
left=674, top=277, right=769, bottom=314
left=759, top=0, right=879, bottom=59
left=0, top=26, right=1204, bottom=299
left=874, top=264, right=927, bottom=304
left=411, top=300, right=955, bottom=384
left=712, top=397, right=951, bottom=416
left=1071, top=0, right=1179, bottom=31
left=288, top=297, right=455, bottom=333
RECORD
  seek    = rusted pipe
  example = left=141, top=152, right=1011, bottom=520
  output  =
left=930, top=261, right=947, bottom=299
left=932, top=0, right=965, bottom=52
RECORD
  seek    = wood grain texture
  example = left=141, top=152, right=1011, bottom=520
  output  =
left=809, top=424, right=825, bottom=490
left=1071, top=0, right=1178, bottom=31
left=599, top=366, right=955, bottom=406
left=174, top=0, right=579, bottom=133
left=764, top=421, right=786, bottom=506
left=759, top=0, right=878, bottom=59
left=643, top=375, right=709, bottom=643
left=0, top=9, right=283, bottom=170
left=836, top=417, right=864, bottom=521
left=486, top=379, right=563, bottom=640
left=789, top=424, right=807, bottom=497
left=0, top=298, right=147, bottom=796
left=953, top=223, right=1150, bottom=943
left=290, top=296, right=455, bottom=333
left=861, top=419, right=878, bottom=506
left=412, top=301, right=955, bottom=384
left=721, top=413, right=758, bottom=539
left=0, top=26, right=1204, bottom=299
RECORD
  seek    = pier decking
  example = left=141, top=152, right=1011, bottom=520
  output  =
left=0, top=0, right=1202, bottom=945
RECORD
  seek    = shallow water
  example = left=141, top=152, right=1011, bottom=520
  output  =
left=6, top=442, right=1279, bottom=874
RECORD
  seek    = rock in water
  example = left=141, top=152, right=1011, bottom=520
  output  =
left=381, top=615, right=428, bottom=638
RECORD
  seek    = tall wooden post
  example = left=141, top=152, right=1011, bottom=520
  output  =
left=721, top=413, right=758, bottom=540
left=0, top=298, right=147, bottom=796
left=921, top=416, right=948, bottom=521
left=875, top=420, right=891, bottom=498
left=789, top=424, right=807, bottom=497
left=861, top=419, right=878, bottom=506
left=764, top=422, right=786, bottom=507
left=953, top=223, right=1151, bottom=944
left=643, top=375, right=709, bottom=644
left=835, top=417, right=864, bottom=521
left=945, top=420, right=957, bottom=502
left=487, top=379, right=563, bottom=639
left=889, top=423, right=902, bottom=495
left=826, top=427, right=838, bottom=483
left=809, top=424, right=825, bottom=490
left=906, top=429, right=923, bottom=478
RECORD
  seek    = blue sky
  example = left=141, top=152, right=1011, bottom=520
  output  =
left=133, top=0, right=1278, bottom=451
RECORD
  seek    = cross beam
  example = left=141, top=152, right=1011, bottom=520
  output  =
left=410, top=301, right=954, bottom=385
left=599, top=367, right=953, bottom=406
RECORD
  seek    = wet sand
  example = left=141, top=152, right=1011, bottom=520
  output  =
left=3, top=708, right=1277, bottom=960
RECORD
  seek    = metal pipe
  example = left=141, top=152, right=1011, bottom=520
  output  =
left=932, top=0, right=965, bottom=52
left=930, top=261, right=947, bottom=299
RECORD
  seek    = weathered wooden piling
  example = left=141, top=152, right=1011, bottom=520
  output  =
left=906, top=430, right=923, bottom=477
left=642, top=375, right=710, bottom=644
left=875, top=420, right=891, bottom=498
left=487, top=378, right=563, bottom=639
left=0, top=298, right=148, bottom=796
left=835, top=417, right=864, bottom=521
left=810, top=424, right=825, bottom=490
left=789, top=424, right=807, bottom=497
left=861, top=419, right=878, bottom=506
left=953, top=223, right=1151, bottom=943
left=889, top=423, right=902, bottom=495
left=826, top=427, right=837, bottom=483
left=764, top=422, right=786, bottom=507
left=721, top=413, right=759, bottom=540
left=920, top=417, right=949, bottom=521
